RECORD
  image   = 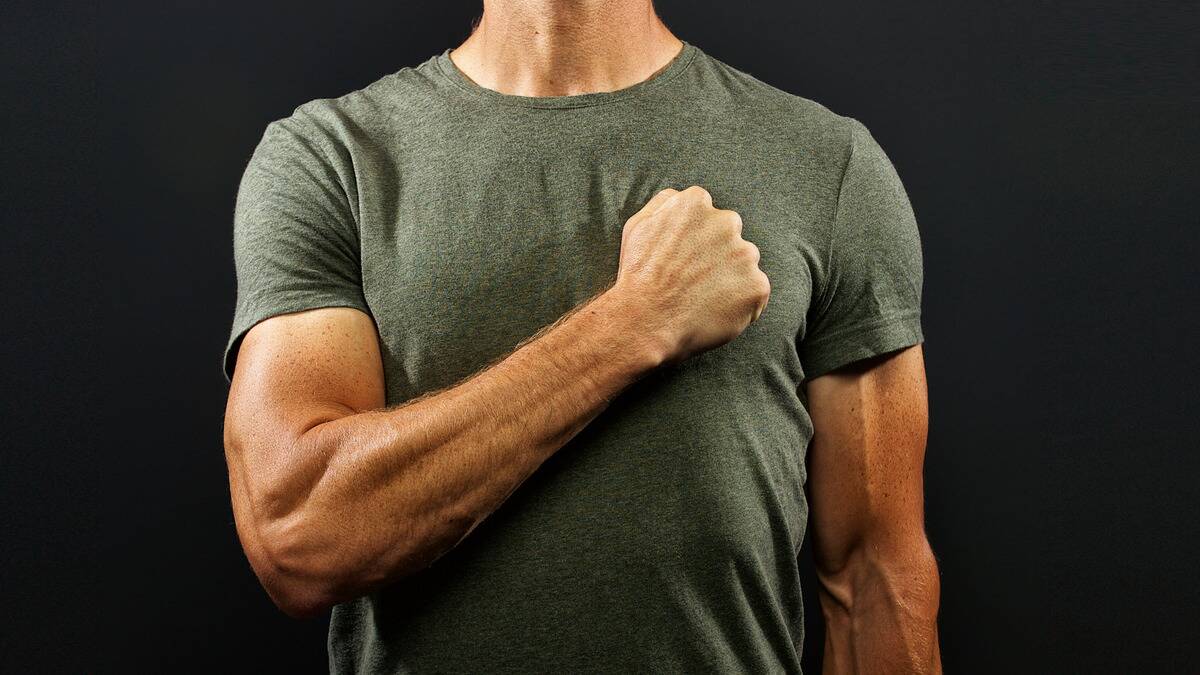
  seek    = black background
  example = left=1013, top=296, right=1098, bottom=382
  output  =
left=4, top=0, right=1197, bottom=672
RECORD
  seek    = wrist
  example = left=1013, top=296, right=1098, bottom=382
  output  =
left=588, top=283, right=674, bottom=374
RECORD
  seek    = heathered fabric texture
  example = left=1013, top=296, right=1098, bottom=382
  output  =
left=223, top=40, right=924, bottom=674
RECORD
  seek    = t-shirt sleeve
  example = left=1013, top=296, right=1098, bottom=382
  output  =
left=221, top=110, right=371, bottom=383
left=799, top=117, right=925, bottom=380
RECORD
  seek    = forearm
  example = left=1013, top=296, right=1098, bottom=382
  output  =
left=255, top=286, right=666, bottom=612
left=819, top=540, right=942, bottom=674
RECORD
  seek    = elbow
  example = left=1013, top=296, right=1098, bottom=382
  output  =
left=884, top=541, right=941, bottom=616
left=899, top=536, right=941, bottom=594
left=248, top=511, right=345, bottom=620
left=279, top=593, right=337, bottom=621
left=816, top=533, right=941, bottom=615
left=269, top=581, right=334, bottom=620
left=225, top=436, right=360, bottom=619
left=248, top=509, right=428, bottom=619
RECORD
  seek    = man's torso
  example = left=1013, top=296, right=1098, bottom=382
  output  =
left=289, top=42, right=856, bottom=673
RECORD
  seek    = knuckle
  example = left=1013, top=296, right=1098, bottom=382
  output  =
left=711, top=209, right=741, bottom=235
left=723, top=209, right=744, bottom=231
left=757, top=271, right=772, bottom=296
left=733, top=241, right=756, bottom=262
left=684, top=185, right=712, bottom=202
left=744, top=241, right=761, bottom=263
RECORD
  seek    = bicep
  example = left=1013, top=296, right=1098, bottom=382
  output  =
left=226, top=306, right=385, bottom=445
left=803, top=344, right=929, bottom=573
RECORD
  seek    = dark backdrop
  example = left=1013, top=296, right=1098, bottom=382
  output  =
left=4, top=0, right=1197, bottom=672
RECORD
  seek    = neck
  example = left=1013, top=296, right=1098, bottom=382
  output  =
left=449, top=0, right=683, bottom=97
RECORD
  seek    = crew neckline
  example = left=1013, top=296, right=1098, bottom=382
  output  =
left=432, top=40, right=699, bottom=109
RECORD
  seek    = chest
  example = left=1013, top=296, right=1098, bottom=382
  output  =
left=357, top=134, right=820, bottom=403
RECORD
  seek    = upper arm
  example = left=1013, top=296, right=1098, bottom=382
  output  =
left=221, top=105, right=372, bottom=385
left=803, top=344, right=930, bottom=575
left=224, top=306, right=385, bottom=458
left=798, top=116, right=930, bottom=571
left=222, top=104, right=385, bottom=438
left=220, top=106, right=386, bottom=565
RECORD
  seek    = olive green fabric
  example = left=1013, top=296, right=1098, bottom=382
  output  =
left=222, top=40, right=924, bottom=674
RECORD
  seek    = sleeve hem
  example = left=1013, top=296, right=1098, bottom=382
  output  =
left=800, top=311, right=924, bottom=381
left=221, top=295, right=373, bottom=384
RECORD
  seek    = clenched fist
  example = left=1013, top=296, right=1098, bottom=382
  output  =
left=611, top=185, right=771, bottom=366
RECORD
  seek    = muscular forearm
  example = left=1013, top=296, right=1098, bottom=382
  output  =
left=227, top=185, right=770, bottom=618
left=819, top=541, right=942, bottom=674
left=250, top=287, right=666, bottom=616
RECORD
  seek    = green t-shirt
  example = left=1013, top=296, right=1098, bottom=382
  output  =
left=223, top=40, right=924, bottom=674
